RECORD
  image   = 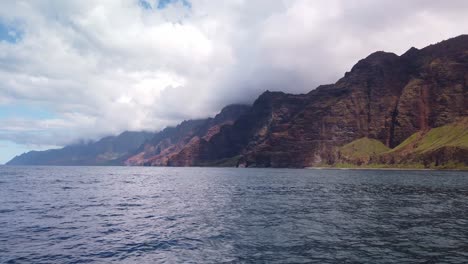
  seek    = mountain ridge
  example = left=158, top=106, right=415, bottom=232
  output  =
left=7, top=35, right=468, bottom=168
left=6, top=131, right=154, bottom=166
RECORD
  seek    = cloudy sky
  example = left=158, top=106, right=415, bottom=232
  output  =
left=1, top=0, right=468, bottom=163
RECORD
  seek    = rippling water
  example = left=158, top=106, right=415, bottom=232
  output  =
left=1, top=166, right=468, bottom=263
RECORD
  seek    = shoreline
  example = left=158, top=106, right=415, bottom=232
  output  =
left=2, top=164, right=468, bottom=171
left=305, top=167, right=468, bottom=172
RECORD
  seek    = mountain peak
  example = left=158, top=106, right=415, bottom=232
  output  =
left=401, top=46, right=420, bottom=58
left=350, top=51, right=399, bottom=72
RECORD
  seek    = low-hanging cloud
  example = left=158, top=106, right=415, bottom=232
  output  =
left=1, top=0, right=468, bottom=147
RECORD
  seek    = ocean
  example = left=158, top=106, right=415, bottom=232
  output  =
left=1, top=166, right=467, bottom=263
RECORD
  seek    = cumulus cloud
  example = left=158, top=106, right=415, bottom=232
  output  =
left=1, top=0, right=468, bottom=148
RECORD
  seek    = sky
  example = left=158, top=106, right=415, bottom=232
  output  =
left=1, top=0, right=468, bottom=163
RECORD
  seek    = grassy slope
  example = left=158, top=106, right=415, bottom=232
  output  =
left=339, top=138, right=390, bottom=163
left=389, top=121, right=468, bottom=154
left=333, top=118, right=468, bottom=170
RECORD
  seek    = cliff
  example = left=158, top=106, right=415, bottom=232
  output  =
left=125, top=104, right=250, bottom=166
left=167, top=35, right=468, bottom=168
left=6, top=35, right=468, bottom=168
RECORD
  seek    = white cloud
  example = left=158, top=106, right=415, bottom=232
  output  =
left=0, top=0, right=468, bottom=148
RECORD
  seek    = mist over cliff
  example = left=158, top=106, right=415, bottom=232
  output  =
left=2, top=1, right=468, bottom=161
left=8, top=35, right=468, bottom=168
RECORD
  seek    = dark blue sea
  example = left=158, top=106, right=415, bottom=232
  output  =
left=1, top=166, right=468, bottom=263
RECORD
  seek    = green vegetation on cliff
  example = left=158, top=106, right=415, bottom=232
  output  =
left=338, top=138, right=390, bottom=165
left=335, top=119, right=468, bottom=170
left=390, top=119, right=468, bottom=154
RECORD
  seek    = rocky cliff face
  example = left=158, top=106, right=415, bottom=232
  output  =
left=177, top=35, right=468, bottom=167
left=125, top=104, right=250, bottom=166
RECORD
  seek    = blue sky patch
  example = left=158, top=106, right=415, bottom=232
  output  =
left=157, top=0, right=191, bottom=9
left=138, top=0, right=191, bottom=11
left=0, top=104, right=55, bottom=120
left=139, top=0, right=152, bottom=10
left=0, top=22, right=22, bottom=44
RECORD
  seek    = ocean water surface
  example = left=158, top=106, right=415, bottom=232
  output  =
left=1, top=166, right=468, bottom=263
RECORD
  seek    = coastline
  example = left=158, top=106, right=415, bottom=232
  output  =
left=306, top=166, right=468, bottom=172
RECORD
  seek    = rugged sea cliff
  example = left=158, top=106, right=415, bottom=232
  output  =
left=7, top=35, right=468, bottom=169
